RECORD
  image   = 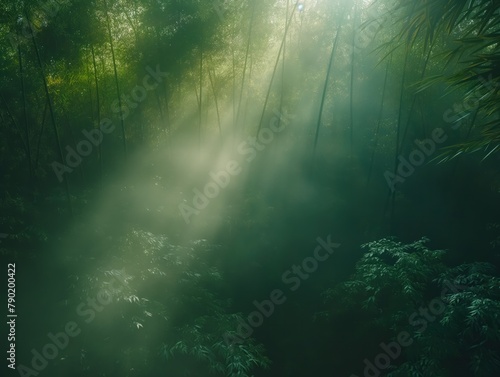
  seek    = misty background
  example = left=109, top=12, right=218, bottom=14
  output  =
left=1, top=0, right=500, bottom=376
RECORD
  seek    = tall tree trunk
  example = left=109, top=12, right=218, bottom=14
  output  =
left=367, top=57, right=391, bottom=186
left=104, top=0, right=127, bottom=158
left=156, top=91, right=166, bottom=133
left=241, top=55, right=253, bottom=134
left=91, top=44, right=103, bottom=188
left=387, top=46, right=410, bottom=232
left=156, top=88, right=170, bottom=150
left=312, top=13, right=343, bottom=162
left=18, top=38, right=33, bottom=181
left=0, top=95, right=28, bottom=156
left=35, top=98, right=48, bottom=171
left=199, top=48, right=203, bottom=150
left=87, top=57, right=94, bottom=125
left=401, top=41, right=435, bottom=147
left=164, top=82, right=171, bottom=136
left=256, top=0, right=300, bottom=137
left=208, top=58, right=222, bottom=138
left=232, top=27, right=237, bottom=132
left=277, top=0, right=290, bottom=133
left=236, top=0, right=257, bottom=129
left=349, top=3, right=357, bottom=161
left=26, top=11, right=72, bottom=215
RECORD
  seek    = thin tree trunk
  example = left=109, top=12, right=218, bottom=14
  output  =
left=18, top=38, right=33, bottom=180
left=91, top=44, right=103, bottom=188
left=241, top=55, right=253, bottom=133
left=104, top=0, right=127, bottom=157
left=156, top=91, right=166, bottom=133
left=164, top=83, right=171, bottom=135
left=385, top=1, right=418, bottom=231
left=400, top=41, right=435, bottom=147
left=208, top=58, right=222, bottom=138
left=86, top=56, right=95, bottom=184
left=87, top=57, right=94, bottom=125
left=312, top=14, right=343, bottom=162
left=367, top=57, right=391, bottom=186
left=26, top=12, right=72, bottom=215
left=236, top=0, right=257, bottom=129
left=0, top=95, right=28, bottom=156
left=387, top=46, right=410, bottom=231
left=256, top=0, right=300, bottom=137
left=199, top=48, right=203, bottom=150
left=35, top=98, right=48, bottom=171
left=394, top=49, right=410, bottom=174
left=277, top=0, right=290, bottom=133
left=232, top=32, right=236, bottom=131
left=349, top=3, right=357, bottom=161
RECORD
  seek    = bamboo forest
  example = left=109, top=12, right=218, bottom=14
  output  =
left=2, top=0, right=500, bottom=376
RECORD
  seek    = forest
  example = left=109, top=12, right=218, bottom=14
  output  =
left=1, top=0, right=500, bottom=376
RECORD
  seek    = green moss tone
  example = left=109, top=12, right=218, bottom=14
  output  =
left=2, top=1, right=500, bottom=376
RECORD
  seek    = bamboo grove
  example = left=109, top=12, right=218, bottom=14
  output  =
left=2, top=1, right=500, bottom=376
left=1, top=0, right=499, bottom=216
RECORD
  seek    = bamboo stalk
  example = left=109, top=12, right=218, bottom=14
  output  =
left=312, top=8, right=344, bottom=162
left=367, top=56, right=391, bottom=186
left=26, top=11, right=72, bottom=215
left=18, top=37, right=32, bottom=180
left=235, top=0, right=257, bottom=130
left=104, top=0, right=127, bottom=157
left=256, top=0, right=300, bottom=137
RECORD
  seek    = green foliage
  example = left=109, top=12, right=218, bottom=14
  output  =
left=74, top=229, right=270, bottom=376
left=391, top=0, right=500, bottom=161
left=167, top=314, right=270, bottom=377
left=392, top=261, right=500, bottom=377
left=321, top=237, right=500, bottom=376
left=322, top=238, right=447, bottom=326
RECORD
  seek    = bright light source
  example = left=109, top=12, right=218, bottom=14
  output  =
left=298, top=3, right=304, bottom=12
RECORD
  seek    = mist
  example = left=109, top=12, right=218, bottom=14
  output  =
left=2, top=0, right=500, bottom=376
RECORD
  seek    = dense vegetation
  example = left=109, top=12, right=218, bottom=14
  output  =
left=1, top=0, right=500, bottom=376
